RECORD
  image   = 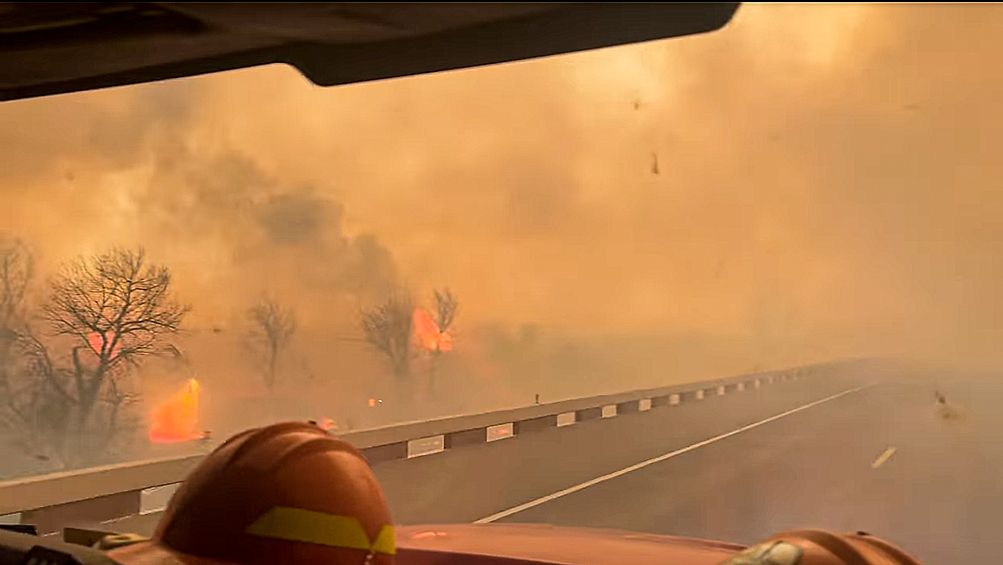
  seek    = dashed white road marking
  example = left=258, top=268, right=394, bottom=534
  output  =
left=473, top=383, right=877, bottom=524
left=872, top=447, right=897, bottom=469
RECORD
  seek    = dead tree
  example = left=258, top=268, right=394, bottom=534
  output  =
left=246, top=297, right=296, bottom=391
left=0, top=238, right=32, bottom=331
left=428, top=288, right=458, bottom=395
left=0, top=239, right=33, bottom=382
left=0, top=241, right=138, bottom=464
left=361, top=293, right=414, bottom=382
left=41, top=248, right=188, bottom=437
left=433, top=288, right=458, bottom=336
left=0, top=239, right=70, bottom=461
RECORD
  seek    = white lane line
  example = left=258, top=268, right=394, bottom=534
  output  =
left=473, top=383, right=877, bottom=524
left=871, top=447, right=897, bottom=469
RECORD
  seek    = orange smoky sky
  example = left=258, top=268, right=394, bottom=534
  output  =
left=2, top=3, right=1003, bottom=372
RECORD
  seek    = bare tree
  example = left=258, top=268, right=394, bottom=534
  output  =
left=41, top=247, right=188, bottom=434
left=427, top=288, right=458, bottom=396
left=0, top=350, right=72, bottom=460
left=433, top=288, right=458, bottom=337
left=0, top=239, right=33, bottom=382
left=245, top=297, right=296, bottom=391
left=0, top=238, right=33, bottom=331
left=0, top=239, right=65, bottom=460
left=0, top=244, right=166, bottom=466
left=361, top=293, right=414, bottom=382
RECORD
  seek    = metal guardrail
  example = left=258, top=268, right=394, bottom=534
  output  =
left=0, top=360, right=861, bottom=534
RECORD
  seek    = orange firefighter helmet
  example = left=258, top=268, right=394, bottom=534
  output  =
left=721, top=529, right=923, bottom=565
left=109, top=421, right=394, bottom=565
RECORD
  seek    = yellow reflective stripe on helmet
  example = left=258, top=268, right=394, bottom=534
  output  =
left=246, top=507, right=396, bottom=555
left=371, top=525, right=395, bottom=555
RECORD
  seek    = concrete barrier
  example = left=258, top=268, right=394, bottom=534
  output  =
left=0, top=359, right=866, bottom=533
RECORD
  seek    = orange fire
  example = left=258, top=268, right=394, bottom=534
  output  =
left=413, top=308, right=452, bottom=352
left=149, top=379, right=203, bottom=443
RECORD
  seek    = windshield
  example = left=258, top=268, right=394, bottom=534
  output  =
left=0, top=4, right=1000, bottom=564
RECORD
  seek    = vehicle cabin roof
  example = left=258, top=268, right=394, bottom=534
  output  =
left=0, top=3, right=740, bottom=101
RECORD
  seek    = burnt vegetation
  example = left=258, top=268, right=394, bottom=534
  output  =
left=428, top=287, right=459, bottom=396
left=0, top=243, right=188, bottom=467
left=361, top=292, right=414, bottom=382
left=433, top=287, right=459, bottom=339
left=245, top=297, right=297, bottom=391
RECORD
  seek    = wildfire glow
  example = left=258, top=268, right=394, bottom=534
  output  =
left=149, top=379, right=203, bottom=443
left=413, top=308, right=452, bottom=352
left=87, top=332, right=122, bottom=358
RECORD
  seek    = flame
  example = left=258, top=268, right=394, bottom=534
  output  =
left=149, top=379, right=203, bottom=443
left=413, top=308, right=452, bottom=352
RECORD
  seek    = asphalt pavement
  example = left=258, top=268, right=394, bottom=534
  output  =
left=374, top=370, right=1003, bottom=565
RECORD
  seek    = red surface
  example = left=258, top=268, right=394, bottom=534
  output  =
left=396, top=524, right=744, bottom=565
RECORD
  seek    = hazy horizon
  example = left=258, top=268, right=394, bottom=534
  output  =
left=3, top=4, right=1003, bottom=473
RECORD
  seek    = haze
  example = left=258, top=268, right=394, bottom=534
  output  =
left=1, top=4, right=1002, bottom=444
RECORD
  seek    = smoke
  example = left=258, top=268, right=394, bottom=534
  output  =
left=1, top=2, right=1003, bottom=449
left=257, top=191, right=330, bottom=245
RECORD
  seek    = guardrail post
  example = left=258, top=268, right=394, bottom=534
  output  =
left=486, top=423, right=514, bottom=442
left=140, top=484, right=180, bottom=515
left=557, top=411, right=576, bottom=427
left=407, top=436, right=445, bottom=458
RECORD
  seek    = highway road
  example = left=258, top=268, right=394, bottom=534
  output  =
left=374, top=370, right=1003, bottom=565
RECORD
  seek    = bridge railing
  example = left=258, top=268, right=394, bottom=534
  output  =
left=0, top=360, right=864, bottom=535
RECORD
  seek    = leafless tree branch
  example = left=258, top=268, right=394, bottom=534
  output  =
left=426, top=288, right=459, bottom=397
left=433, top=287, right=458, bottom=336
left=246, top=297, right=296, bottom=391
left=40, top=247, right=189, bottom=429
left=361, top=292, right=414, bottom=381
left=0, top=238, right=33, bottom=331
left=0, top=244, right=184, bottom=466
